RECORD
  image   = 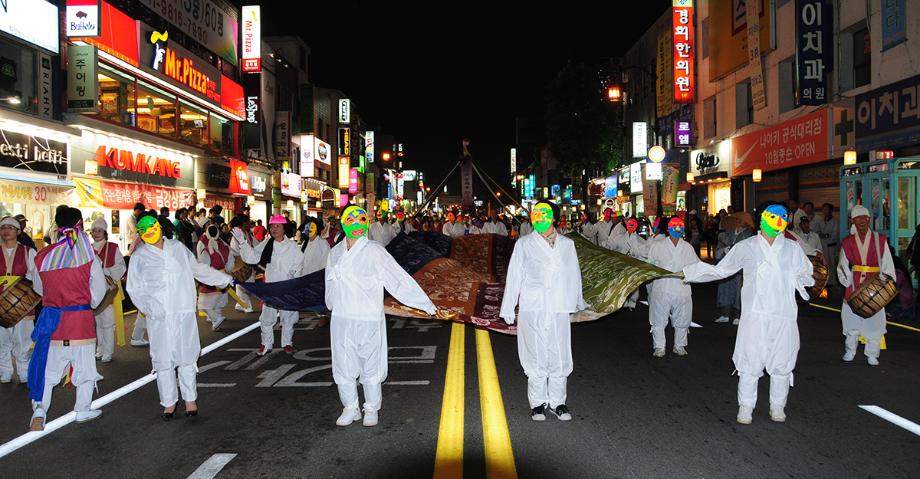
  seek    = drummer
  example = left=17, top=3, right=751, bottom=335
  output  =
left=228, top=214, right=256, bottom=313
left=90, top=219, right=126, bottom=363
left=0, top=216, right=39, bottom=384
left=197, top=224, right=235, bottom=331
left=837, top=205, right=896, bottom=366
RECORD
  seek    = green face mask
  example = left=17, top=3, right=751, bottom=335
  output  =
left=341, top=206, right=369, bottom=239
left=531, top=202, right=554, bottom=233
left=759, top=207, right=788, bottom=238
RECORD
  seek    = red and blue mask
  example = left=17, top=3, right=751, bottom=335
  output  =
left=667, top=217, right=685, bottom=239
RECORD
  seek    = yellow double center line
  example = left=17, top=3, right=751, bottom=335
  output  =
left=434, top=323, right=517, bottom=479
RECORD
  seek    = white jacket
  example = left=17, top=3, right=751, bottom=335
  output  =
left=325, top=236, right=436, bottom=321
left=301, top=238, right=331, bottom=275
left=483, top=221, right=508, bottom=236
left=648, top=238, right=699, bottom=297
left=234, top=232, right=303, bottom=283
left=369, top=221, right=397, bottom=246
left=500, top=232, right=587, bottom=321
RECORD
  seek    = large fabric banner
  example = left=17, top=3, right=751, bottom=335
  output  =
left=73, top=177, right=195, bottom=211
left=240, top=232, right=676, bottom=335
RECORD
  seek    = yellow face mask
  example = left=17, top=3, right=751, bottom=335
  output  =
left=308, top=222, right=318, bottom=239
left=137, top=217, right=162, bottom=245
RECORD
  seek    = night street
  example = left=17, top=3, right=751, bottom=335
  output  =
left=1, top=283, right=917, bottom=478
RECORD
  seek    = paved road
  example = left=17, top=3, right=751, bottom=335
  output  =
left=0, top=283, right=918, bottom=478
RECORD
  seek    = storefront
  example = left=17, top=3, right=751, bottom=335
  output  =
left=248, top=167, right=272, bottom=226
left=688, top=140, right=734, bottom=215
left=69, top=125, right=197, bottom=252
left=303, top=177, right=325, bottom=217
left=278, top=170, right=302, bottom=225
left=198, top=157, right=258, bottom=223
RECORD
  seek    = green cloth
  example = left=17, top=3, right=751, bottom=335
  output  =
left=569, top=233, right=677, bottom=322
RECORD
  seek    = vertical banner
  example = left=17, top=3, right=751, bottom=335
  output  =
left=274, top=111, right=291, bottom=164
left=709, top=0, right=773, bottom=81
left=796, top=0, right=833, bottom=106
left=461, top=156, right=474, bottom=212
left=632, top=122, right=648, bottom=158
left=365, top=131, right=375, bottom=164
left=657, top=31, right=674, bottom=116
left=881, top=0, right=906, bottom=51
left=241, top=5, right=261, bottom=72
left=641, top=164, right=659, bottom=218
left=67, top=45, right=98, bottom=113
left=747, top=1, right=767, bottom=110
left=38, top=53, right=53, bottom=120
left=260, top=69, right=276, bottom=162
left=672, top=0, right=694, bottom=104
left=337, top=157, right=349, bottom=189
left=660, top=165, right=680, bottom=215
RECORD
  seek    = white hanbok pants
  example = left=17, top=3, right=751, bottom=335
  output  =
left=0, top=318, right=33, bottom=379
left=95, top=307, right=115, bottom=358
left=734, top=312, right=799, bottom=409
left=32, top=344, right=101, bottom=413
left=148, top=312, right=201, bottom=407
left=649, top=293, right=692, bottom=350
left=259, top=306, right=298, bottom=349
left=841, top=303, right=884, bottom=359
left=517, top=311, right=573, bottom=409
left=331, top=315, right=387, bottom=411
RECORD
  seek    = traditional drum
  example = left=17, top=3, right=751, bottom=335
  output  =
left=93, top=276, right=120, bottom=314
left=847, top=274, right=898, bottom=318
left=808, top=254, right=828, bottom=298
left=230, top=262, right=253, bottom=284
left=0, top=277, right=41, bottom=328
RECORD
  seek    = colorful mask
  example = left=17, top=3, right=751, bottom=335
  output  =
left=137, top=216, right=162, bottom=245
left=667, top=217, right=685, bottom=239
left=760, top=204, right=788, bottom=237
left=626, top=218, right=639, bottom=233
left=560, top=218, right=568, bottom=229
left=396, top=211, right=405, bottom=222
left=341, top=206, right=369, bottom=238
left=447, top=213, right=456, bottom=223
left=531, top=202, right=554, bottom=233
left=308, top=222, right=318, bottom=239
left=603, top=208, right=613, bottom=221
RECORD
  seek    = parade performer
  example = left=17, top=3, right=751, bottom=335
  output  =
left=714, top=215, right=753, bottom=325
left=233, top=215, right=304, bottom=355
left=0, top=216, right=38, bottom=383
left=90, top=219, right=126, bottom=362
left=837, top=206, right=895, bottom=366
left=301, top=217, right=331, bottom=274
left=127, top=215, right=233, bottom=419
left=197, top=224, right=235, bottom=331
left=518, top=212, right=534, bottom=237
left=683, top=204, right=813, bottom=424
left=369, top=211, right=397, bottom=246
left=229, top=215, right=256, bottom=313
left=325, top=205, right=437, bottom=427
left=501, top=201, right=586, bottom=422
left=484, top=213, right=509, bottom=236
left=394, top=211, right=415, bottom=235
left=28, top=207, right=107, bottom=430
left=647, top=217, right=700, bottom=357
left=597, top=208, right=626, bottom=249
left=620, top=217, right=648, bottom=310
left=442, top=211, right=465, bottom=238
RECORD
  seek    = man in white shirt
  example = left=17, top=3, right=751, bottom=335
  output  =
left=483, top=214, right=509, bottom=236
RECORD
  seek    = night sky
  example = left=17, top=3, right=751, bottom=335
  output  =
left=263, top=1, right=671, bottom=193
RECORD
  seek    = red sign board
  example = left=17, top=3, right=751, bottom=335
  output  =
left=229, top=159, right=252, bottom=195
left=220, top=75, right=244, bottom=118
left=100, top=180, right=194, bottom=210
left=731, top=108, right=830, bottom=177
left=79, top=1, right=139, bottom=67
left=96, top=145, right=181, bottom=178
left=672, top=1, right=694, bottom=103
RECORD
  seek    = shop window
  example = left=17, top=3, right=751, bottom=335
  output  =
left=136, top=81, right=177, bottom=138
left=179, top=101, right=209, bottom=147
left=736, top=81, right=753, bottom=128
left=0, top=37, right=38, bottom=114
left=853, top=27, right=871, bottom=88
left=778, top=56, right=795, bottom=113
left=209, top=113, right=234, bottom=153
left=97, top=65, right=136, bottom=126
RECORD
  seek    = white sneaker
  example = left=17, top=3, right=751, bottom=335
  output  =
left=101, top=356, right=112, bottom=363
left=30, top=408, right=46, bottom=431
left=211, top=317, right=225, bottom=331
left=737, top=406, right=753, bottom=425
left=652, top=348, right=666, bottom=358
left=868, top=356, right=879, bottom=366
left=363, top=408, right=378, bottom=427
left=0, top=374, right=12, bottom=383
left=732, top=318, right=740, bottom=326
left=672, top=346, right=688, bottom=356
left=130, top=339, right=149, bottom=347
left=842, top=350, right=856, bottom=362
left=770, top=406, right=786, bottom=423
left=336, top=407, right=361, bottom=426
left=715, top=316, right=729, bottom=323
left=235, top=304, right=253, bottom=313
left=95, top=353, right=103, bottom=360
left=75, top=409, right=102, bottom=423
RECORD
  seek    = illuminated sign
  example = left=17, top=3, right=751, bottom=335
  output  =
left=66, top=0, right=100, bottom=38
left=365, top=131, right=375, bottom=163
left=96, top=145, right=181, bottom=179
left=339, top=99, right=351, bottom=124
left=338, top=128, right=350, bottom=156
left=632, top=122, right=648, bottom=158
left=147, top=30, right=219, bottom=103
left=229, top=159, right=251, bottom=195
left=0, top=0, right=59, bottom=53
left=675, top=120, right=692, bottom=147
left=241, top=6, right=261, bottom=72
left=630, top=162, right=643, bottom=192
left=338, top=157, right=350, bottom=189
left=300, top=135, right=315, bottom=177
left=315, top=138, right=331, bottom=164
left=672, top=0, right=694, bottom=103
left=281, top=172, right=301, bottom=197
left=246, top=95, right=259, bottom=124
left=349, top=168, right=358, bottom=194
left=510, top=148, right=516, bottom=173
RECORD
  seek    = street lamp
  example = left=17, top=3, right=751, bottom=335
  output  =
left=607, top=85, right=623, bottom=103
left=752, top=168, right=762, bottom=183
left=844, top=150, right=857, bottom=165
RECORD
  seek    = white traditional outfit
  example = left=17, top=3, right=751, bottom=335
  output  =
left=647, top=237, right=699, bottom=353
left=683, top=233, right=813, bottom=421
left=0, top=230, right=38, bottom=383
left=196, top=229, right=235, bottom=330
left=325, top=236, right=436, bottom=422
left=501, top=231, right=586, bottom=412
left=483, top=220, right=508, bottom=236
left=229, top=229, right=256, bottom=312
left=91, top=219, right=126, bottom=362
left=127, top=238, right=231, bottom=408
left=369, top=220, right=397, bottom=246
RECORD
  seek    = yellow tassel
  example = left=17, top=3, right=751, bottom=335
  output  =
left=226, top=286, right=246, bottom=308
left=858, top=334, right=887, bottom=350
left=114, top=282, right=126, bottom=347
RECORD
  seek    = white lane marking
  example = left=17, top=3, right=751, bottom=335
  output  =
left=0, top=322, right=261, bottom=459
left=187, top=453, right=238, bottom=479
left=859, top=405, right=920, bottom=437
left=690, top=321, right=703, bottom=328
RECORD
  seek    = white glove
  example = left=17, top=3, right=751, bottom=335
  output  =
left=502, top=316, right=515, bottom=326
left=425, top=306, right=437, bottom=316
left=230, top=227, right=245, bottom=243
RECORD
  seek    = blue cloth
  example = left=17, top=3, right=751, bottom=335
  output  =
left=27, top=304, right=91, bottom=402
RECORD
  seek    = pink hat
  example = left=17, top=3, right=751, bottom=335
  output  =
left=269, top=214, right=287, bottom=225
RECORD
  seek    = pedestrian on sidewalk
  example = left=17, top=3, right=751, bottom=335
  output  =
left=325, top=205, right=437, bottom=427
left=127, top=214, right=233, bottom=420
left=682, top=204, right=813, bottom=425
left=501, top=201, right=587, bottom=422
left=647, top=217, right=700, bottom=357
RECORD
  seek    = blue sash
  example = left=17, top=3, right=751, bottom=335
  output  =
left=27, top=304, right=92, bottom=402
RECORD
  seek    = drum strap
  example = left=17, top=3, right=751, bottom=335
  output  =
left=853, top=265, right=880, bottom=273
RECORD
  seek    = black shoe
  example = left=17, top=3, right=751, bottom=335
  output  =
left=549, top=404, right=572, bottom=421
left=162, top=411, right=174, bottom=421
left=530, top=404, right=546, bottom=421
left=185, top=410, right=198, bottom=417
